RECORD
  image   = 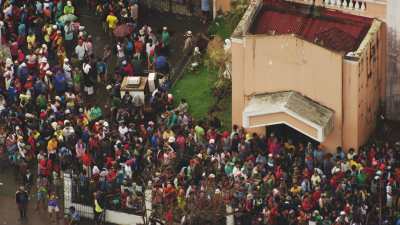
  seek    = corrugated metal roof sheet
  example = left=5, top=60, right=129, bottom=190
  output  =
left=251, top=0, right=373, bottom=52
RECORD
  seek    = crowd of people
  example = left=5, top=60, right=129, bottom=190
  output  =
left=1, top=1, right=400, bottom=225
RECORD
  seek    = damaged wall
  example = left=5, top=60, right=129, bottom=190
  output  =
left=386, top=0, right=400, bottom=120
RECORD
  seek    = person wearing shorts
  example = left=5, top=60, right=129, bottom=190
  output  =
left=36, top=184, right=47, bottom=211
left=48, top=193, right=60, bottom=222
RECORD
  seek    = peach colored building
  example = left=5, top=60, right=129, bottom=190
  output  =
left=231, top=0, right=386, bottom=152
left=286, top=0, right=400, bottom=121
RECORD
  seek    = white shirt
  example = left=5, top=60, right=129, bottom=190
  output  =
left=75, top=45, right=86, bottom=60
left=118, top=126, right=128, bottom=136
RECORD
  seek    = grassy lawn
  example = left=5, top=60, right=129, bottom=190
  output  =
left=172, top=8, right=246, bottom=130
left=172, top=66, right=218, bottom=120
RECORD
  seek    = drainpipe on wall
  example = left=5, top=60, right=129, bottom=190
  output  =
left=213, top=0, right=217, bottom=20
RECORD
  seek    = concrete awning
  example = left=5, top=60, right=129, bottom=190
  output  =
left=243, top=91, right=334, bottom=142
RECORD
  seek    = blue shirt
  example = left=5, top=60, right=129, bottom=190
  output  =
left=18, top=24, right=26, bottom=36
left=201, top=0, right=210, bottom=12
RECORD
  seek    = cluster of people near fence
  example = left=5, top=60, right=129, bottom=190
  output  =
left=1, top=1, right=400, bottom=225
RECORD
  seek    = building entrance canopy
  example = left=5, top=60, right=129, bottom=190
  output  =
left=242, top=91, right=334, bottom=142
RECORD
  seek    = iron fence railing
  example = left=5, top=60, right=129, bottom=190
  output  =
left=143, top=0, right=202, bottom=16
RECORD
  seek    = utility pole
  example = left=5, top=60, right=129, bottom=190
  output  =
left=379, top=176, right=382, bottom=225
left=0, top=20, right=3, bottom=47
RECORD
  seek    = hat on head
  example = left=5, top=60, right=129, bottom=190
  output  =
left=186, top=30, right=192, bottom=36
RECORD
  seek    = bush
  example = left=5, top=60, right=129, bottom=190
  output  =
left=205, top=36, right=225, bottom=69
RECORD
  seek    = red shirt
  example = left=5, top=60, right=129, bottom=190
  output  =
left=134, top=40, right=143, bottom=54
left=82, top=153, right=91, bottom=166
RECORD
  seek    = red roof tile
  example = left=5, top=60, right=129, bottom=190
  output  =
left=251, top=0, right=373, bottom=52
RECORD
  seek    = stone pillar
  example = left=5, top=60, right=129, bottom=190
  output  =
left=145, top=181, right=153, bottom=223
left=226, top=205, right=234, bottom=225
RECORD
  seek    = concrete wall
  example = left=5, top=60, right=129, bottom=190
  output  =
left=215, top=0, right=231, bottom=12
left=232, top=34, right=344, bottom=151
left=386, top=0, right=400, bottom=120
left=342, top=59, right=360, bottom=150
left=353, top=20, right=386, bottom=147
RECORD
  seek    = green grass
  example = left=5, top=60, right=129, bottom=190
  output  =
left=172, top=66, right=218, bottom=120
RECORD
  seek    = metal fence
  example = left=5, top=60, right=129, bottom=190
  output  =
left=143, top=0, right=202, bottom=16
left=63, top=173, right=149, bottom=224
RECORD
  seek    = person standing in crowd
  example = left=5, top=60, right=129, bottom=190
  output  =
left=63, top=1, right=75, bottom=15
left=129, top=3, right=139, bottom=23
left=64, top=21, right=75, bottom=57
left=106, top=11, right=118, bottom=37
left=75, top=40, right=86, bottom=62
left=16, top=186, right=29, bottom=220
left=48, top=192, right=60, bottom=223
left=93, top=192, right=105, bottom=225
left=161, top=26, right=170, bottom=56
left=183, top=30, right=193, bottom=52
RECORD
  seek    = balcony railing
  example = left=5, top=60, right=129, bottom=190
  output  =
left=323, top=0, right=367, bottom=10
left=297, top=0, right=367, bottom=10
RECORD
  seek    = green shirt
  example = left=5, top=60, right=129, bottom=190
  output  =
left=64, top=5, right=75, bottom=15
left=73, top=72, right=81, bottom=85
left=194, top=125, right=205, bottom=142
left=162, top=31, right=170, bottom=47
left=36, top=95, right=47, bottom=110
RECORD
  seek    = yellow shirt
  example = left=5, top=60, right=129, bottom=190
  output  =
left=47, top=139, right=58, bottom=154
left=162, top=130, right=175, bottom=141
left=95, top=200, right=103, bottom=213
left=44, top=26, right=52, bottom=43
left=26, top=35, right=36, bottom=49
left=290, top=185, right=301, bottom=195
left=106, top=15, right=118, bottom=29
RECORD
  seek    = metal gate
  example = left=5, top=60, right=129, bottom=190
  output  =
left=143, top=0, right=203, bottom=16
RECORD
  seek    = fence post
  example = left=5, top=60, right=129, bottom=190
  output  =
left=63, top=173, right=72, bottom=212
left=145, top=181, right=153, bottom=222
left=226, top=205, right=234, bottom=225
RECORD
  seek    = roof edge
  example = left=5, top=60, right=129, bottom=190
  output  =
left=348, top=19, right=382, bottom=59
left=242, top=33, right=345, bottom=56
left=232, top=0, right=263, bottom=38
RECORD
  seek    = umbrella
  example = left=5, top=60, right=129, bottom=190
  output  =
left=58, top=14, right=78, bottom=23
left=113, top=24, right=133, bottom=38
left=155, top=56, right=168, bottom=72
